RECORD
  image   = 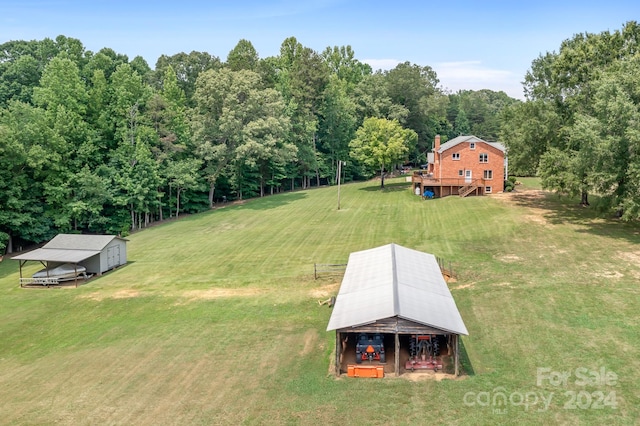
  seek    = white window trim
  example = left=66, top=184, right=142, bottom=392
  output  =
left=453, top=153, right=460, bottom=160
left=479, top=153, right=488, bottom=163
left=470, top=142, right=476, bottom=150
left=485, top=186, right=492, bottom=193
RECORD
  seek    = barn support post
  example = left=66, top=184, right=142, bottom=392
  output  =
left=335, top=332, right=341, bottom=376
left=454, top=334, right=460, bottom=376
left=19, top=260, right=25, bottom=287
left=394, top=333, right=400, bottom=377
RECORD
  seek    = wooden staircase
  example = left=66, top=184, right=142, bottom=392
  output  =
left=459, top=183, right=479, bottom=197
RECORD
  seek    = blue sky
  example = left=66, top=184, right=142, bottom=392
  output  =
left=2, top=1, right=639, bottom=99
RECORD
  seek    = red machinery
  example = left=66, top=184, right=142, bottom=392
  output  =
left=405, top=334, right=442, bottom=371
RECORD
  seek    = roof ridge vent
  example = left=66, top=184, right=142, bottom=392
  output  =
left=390, top=243, right=400, bottom=315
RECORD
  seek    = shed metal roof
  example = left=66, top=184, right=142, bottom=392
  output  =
left=438, top=135, right=506, bottom=154
left=43, top=234, right=126, bottom=250
left=326, top=244, right=468, bottom=335
left=11, top=248, right=101, bottom=263
left=11, top=234, right=125, bottom=263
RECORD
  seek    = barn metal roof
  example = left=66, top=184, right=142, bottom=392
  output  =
left=11, top=234, right=125, bottom=263
left=437, top=135, right=506, bottom=154
left=326, top=244, right=468, bottom=335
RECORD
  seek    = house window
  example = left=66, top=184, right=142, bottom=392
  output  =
left=452, top=153, right=460, bottom=160
left=485, top=186, right=492, bottom=193
left=479, top=153, right=488, bottom=163
left=470, top=142, right=476, bottom=150
left=458, top=169, right=464, bottom=176
left=483, top=170, right=493, bottom=179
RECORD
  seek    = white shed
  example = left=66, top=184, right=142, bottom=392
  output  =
left=13, top=234, right=128, bottom=285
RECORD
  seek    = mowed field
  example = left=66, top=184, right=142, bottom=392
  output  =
left=0, top=177, right=638, bottom=425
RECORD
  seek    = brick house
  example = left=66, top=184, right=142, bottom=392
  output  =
left=412, top=135, right=507, bottom=198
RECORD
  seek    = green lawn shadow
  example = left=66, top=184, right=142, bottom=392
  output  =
left=506, top=189, right=640, bottom=244
left=234, top=191, right=308, bottom=210
left=459, top=338, right=475, bottom=376
left=0, top=258, right=15, bottom=280
left=358, top=181, right=411, bottom=193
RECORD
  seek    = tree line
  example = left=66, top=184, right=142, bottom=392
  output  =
left=0, top=35, right=516, bottom=251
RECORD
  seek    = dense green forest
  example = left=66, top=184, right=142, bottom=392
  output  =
left=2, top=20, right=640, bottom=251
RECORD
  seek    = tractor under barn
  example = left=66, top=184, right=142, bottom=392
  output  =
left=326, top=243, right=468, bottom=377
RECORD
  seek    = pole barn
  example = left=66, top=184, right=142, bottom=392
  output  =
left=326, top=243, right=468, bottom=377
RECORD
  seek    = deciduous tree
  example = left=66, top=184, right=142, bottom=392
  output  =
left=193, top=68, right=291, bottom=202
left=349, top=117, right=417, bottom=188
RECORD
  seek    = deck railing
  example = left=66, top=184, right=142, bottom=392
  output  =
left=412, top=173, right=486, bottom=188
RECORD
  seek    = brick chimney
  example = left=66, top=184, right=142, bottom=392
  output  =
left=434, top=134, right=441, bottom=178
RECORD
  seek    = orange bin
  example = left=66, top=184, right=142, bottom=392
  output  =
left=347, top=364, right=384, bottom=378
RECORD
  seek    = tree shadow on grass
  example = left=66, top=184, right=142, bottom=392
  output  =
left=358, top=181, right=411, bottom=193
left=0, top=257, right=17, bottom=281
left=132, top=190, right=310, bottom=227
left=503, top=189, right=640, bottom=244
left=459, top=337, right=475, bottom=376
left=232, top=191, right=308, bottom=211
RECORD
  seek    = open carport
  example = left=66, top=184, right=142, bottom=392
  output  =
left=326, top=243, right=468, bottom=377
left=12, top=234, right=128, bottom=287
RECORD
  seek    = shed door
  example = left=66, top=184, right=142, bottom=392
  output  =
left=107, top=245, right=120, bottom=268
left=465, top=170, right=472, bottom=183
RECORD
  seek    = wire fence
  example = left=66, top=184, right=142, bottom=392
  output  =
left=313, top=263, right=347, bottom=279
left=314, top=258, right=456, bottom=281
left=436, top=256, right=457, bottom=280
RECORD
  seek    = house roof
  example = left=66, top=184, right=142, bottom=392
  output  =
left=438, top=135, right=506, bottom=154
left=326, top=243, right=468, bottom=335
left=12, top=234, right=126, bottom=263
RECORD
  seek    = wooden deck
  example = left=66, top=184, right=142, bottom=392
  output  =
left=412, top=172, right=486, bottom=198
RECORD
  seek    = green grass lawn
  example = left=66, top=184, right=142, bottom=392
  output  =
left=0, top=178, right=638, bottom=425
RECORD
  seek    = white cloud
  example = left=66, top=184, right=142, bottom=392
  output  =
left=361, top=59, right=525, bottom=99
left=434, top=61, right=525, bottom=100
